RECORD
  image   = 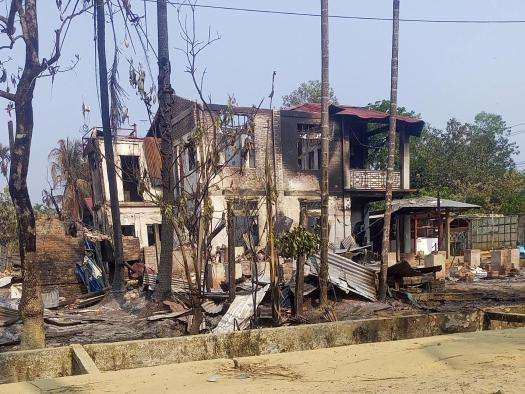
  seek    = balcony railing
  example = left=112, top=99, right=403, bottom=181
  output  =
left=347, top=169, right=401, bottom=190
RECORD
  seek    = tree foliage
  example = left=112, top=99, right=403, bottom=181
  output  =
left=411, top=112, right=524, bottom=214
left=364, top=101, right=524, bottom=214
left=365, top=100, right=419, bottom=170
left=277, top=226, right=320, bottom=259
left=282, top=80, right=338, bottom=108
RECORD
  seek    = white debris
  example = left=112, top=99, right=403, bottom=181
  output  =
left=212, top=284, right=270, bottom=334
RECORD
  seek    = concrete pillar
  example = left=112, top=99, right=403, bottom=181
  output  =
left=445, top=212, right=451, bottom=258
left=342, top=120, right=351, bottom=190
left=399, top=130, right=410, bottom=190
left=403, top=214, right=411, bottom=253
left=363, top=203, right=370, bottom=245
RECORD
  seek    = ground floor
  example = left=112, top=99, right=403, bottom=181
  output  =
left=105, top=204, right=162, bottom=249
left=4, top=328, right=524, bottom=393
left=208, top=194, right=354, bottom=253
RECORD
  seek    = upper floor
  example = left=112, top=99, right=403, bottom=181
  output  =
left=158, top=96, right=425, bottom=200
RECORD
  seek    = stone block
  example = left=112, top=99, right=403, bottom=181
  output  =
left=424, top=252, right=446, bottom=279
left=387, top=252, right=398, bottom=267
left=464, top=249, right=481, bottom=268
left=510, top=249, right=519, bottom=269
left=491, top=249, right=510, bottom=271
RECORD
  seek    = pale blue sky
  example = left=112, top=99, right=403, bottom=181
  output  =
left=1, top=0, right=525, bottom=201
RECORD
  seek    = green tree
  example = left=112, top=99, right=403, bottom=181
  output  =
left=282, top=80, right=338, bottom=108
left=365, top=99, right=420, bottom=170
left=411, top=112, right=524, bottom=213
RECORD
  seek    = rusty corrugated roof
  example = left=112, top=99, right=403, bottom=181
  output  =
left=143, top=137, right=161, bottom=181
left=288, top=102, right=425, bottom=134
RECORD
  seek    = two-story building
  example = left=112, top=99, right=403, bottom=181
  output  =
left=83, top=127, right=164, bottom=250
left=147, top=95, right=425, bottom=253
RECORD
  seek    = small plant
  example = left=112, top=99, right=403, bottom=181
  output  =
left=277, top=226, right=320, bottom=260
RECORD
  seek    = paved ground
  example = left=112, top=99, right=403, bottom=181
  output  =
left=2, top=328, right=524, bottom=393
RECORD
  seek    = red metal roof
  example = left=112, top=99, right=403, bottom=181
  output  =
left=288, top=102, right=423, bottom=124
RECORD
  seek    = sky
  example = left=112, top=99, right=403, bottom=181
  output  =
left=1, top=0, right=525, bottom=201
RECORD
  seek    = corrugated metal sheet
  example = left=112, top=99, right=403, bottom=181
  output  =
left=308, top=252, right=377, bottom=301
left=391, top=197, right=479, bottom=213
left=288, top=103, right=425, bottom=134
left=143, top=137, right=161, bottom=181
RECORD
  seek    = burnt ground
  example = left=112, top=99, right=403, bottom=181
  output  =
left=1, top=276, right=524, bottom=352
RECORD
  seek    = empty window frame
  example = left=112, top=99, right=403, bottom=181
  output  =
left=120, top=155, right=143, bottom=202
left=186, top=142, right=197, bottom=171
left=222, top=113, right=255, bottom=169
left=297, top=123, right=321, bottom=170
left=121, top=224, right=136, bottom=237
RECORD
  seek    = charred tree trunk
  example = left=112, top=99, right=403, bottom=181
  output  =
left=6, top=0, right=46, bottom=349
left=154, top=0, right=176, bottom=300
left=319, top=0, right=330, bottom=307
left=10, top=77, right=44, bottom=349
left=379, top=0, right=400, bottom=301
left=96, top=0, right=125, bottom=292
left=294, top=208, right=307, bottom=316
left=227, top=200, right=236, bottom=302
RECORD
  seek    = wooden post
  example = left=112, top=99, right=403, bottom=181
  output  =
left=379, top=0, right=401, bottom=301
left=294, top=208, right=307, bottom=317
left=445, top=211, right=451, bottom=258
left=395, top=215, right=401, bottom=262
left=227, top=200, right=236, bottom=302
left=319, top=0, right=330, bottom=307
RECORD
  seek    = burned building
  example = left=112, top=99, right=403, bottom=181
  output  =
left=151, top=96, right=426, bottom=252
left=83, top=127, right=163, bottom=250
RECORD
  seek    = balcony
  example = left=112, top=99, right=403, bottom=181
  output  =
left=347, top=169, right=401, bottom=190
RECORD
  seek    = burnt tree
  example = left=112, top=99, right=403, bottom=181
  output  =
left=154, top=0, right=176, bottom=300
left=0, top=0, right=90, bottom=349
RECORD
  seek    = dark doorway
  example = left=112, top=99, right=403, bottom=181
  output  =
left=121, top=155, right=143, bottom=202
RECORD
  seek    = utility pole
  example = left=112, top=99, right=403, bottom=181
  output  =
left=96, top=0, right=124, bottom=292
left=379, top=0, right=401, bottom=301
left=319, top=0, right=330, bottom=307
left=153, top=0, right=176, bottom=300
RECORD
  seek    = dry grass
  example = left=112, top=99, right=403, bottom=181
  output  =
left=219, top=359, right=301, bottom=381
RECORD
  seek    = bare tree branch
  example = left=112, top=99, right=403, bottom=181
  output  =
left=0, top=88, right=15, bottom=101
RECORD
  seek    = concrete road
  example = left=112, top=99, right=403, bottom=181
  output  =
left=2, top=328, right=524, bottom=393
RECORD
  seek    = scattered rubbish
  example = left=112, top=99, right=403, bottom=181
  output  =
left=0, top=303, right=18, bottom=327
left=42, top=289, right=60, bottom=309
left=147, top=310, right=192, bottom=322
left=0, top=276, right=12, bottom=288
left=76, top=256, right=105, bottom=293
left=307, top=252, right=377, bottom=301
left=201, top=300, right=223, bottom=315
left=206, top=375, right=221, bottom=383
left=9, top=283, right=22, bottom=300
left=213, top=284, right=270, bottom=334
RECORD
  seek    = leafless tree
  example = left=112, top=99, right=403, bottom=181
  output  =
left=0, top=0, right=91, bottom=349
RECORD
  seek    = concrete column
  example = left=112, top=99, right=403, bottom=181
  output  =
left=342, top=120, right=351, bottom=190
left=445, top=211, right=452, bottom=258
left=403, top=214, right=412, bottom=253
left=399, top=130, right=410, bottom=190
left=363, top=203, right=370, bottom=245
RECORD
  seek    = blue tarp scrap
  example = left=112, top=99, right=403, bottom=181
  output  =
left=76, top=255, right=105, bottom=293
